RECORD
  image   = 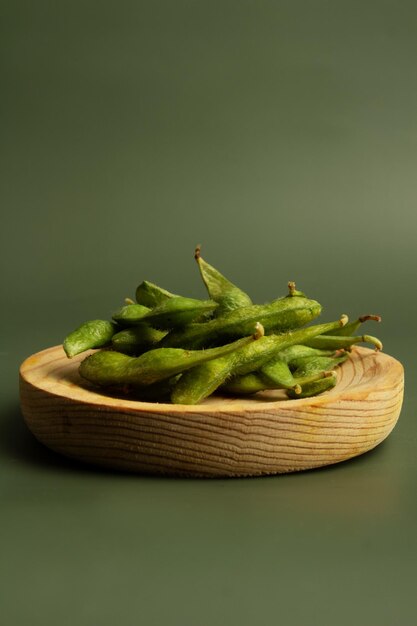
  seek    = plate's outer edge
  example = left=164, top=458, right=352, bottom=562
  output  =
left=19, top=346, right=404, bottom=477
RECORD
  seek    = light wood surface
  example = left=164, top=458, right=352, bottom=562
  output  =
left=19, top=345, right=404, bottom=477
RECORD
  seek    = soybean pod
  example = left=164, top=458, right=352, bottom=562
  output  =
left=135, top=280, right=178, bottom=307
left=276, top=344, right=342, bottom=367
left=223, top=369, right=332, bottom=396
left=161, top=295, right=323, bottom=349
left=291, top=354, right=349, bottom=378
left=112, top=304, right=150, bottom=326
left=171, top=315, right=348, bottom=404
left=323, top=314, right=381, bottom=337
left=223, top=337, right=344, bottom=396
left=194, top=245, right=252, bottom=315
left=142, top=296, right=218, bottom=330
left=304, top=334, right=382, bottom=351
left=287, top=372, right=338, bottom=399
left=63, top=320, right=116, bottom=358
left=111, top=325, right=167, bottom=355
left=79, top=332, right=259, bottom=388
left=259, top=357, right=298, bottom=390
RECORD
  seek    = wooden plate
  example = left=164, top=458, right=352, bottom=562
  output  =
left=19, top=346, right=404, bottom=477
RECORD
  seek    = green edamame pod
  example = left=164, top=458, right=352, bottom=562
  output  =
left=63, top=320, right=116, bottom=358
left=194, top=246, right=252, bottom=315
left=222, top=369, right=330, bottom=396
left=288, top=350, right=346, bottom=372
left=79, top=333, right=258, bottom=388
left=323, top=314, right=381, bottom=337
left=222, top=361, right=302, bottom=395
left=112, top=303, right=150, bottom=326
left=135, top=281, right=178, bottom=307
left=304, top=334, right=383, bottom=351
left=287, top=372, right=337, bottom=399
left=161, top=296, right=323, bottom=349
left=111, top=325, right=167, bottom=355
left=277, top=344, right=341, bottom=366
left=222, top=372, right=273, bottom=395
left=171, top=316, right=348, bottom=404
left=142, top=296, right=218, bottom=330
left=291, top=354, right=349, bottom=378
left=259, top=358, right=298, bottom=390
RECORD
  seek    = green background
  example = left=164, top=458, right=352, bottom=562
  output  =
left=1, top=1, right=416, bottom=624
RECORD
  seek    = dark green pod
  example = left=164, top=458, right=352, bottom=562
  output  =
left=171, top=316, right=347, bottom=404
left=79, top=334, right=256, bottom=388
left=195, top=246, right=252, bottom=315
left=135, top=280, right=178, bottom=307
left=112, top=304, right=150, bottom=326
left=63, top=320, right=116, bottom=358
left=111, top=325, right=167, bottom=355
left=161, top=296, right=323, bottom=349
left=142, top=296, right=218, bottom=330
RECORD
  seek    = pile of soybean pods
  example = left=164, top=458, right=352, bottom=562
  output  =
left=63, top=247, right=382, bottom=405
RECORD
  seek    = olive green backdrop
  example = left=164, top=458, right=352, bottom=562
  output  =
left=1, top=1, right=416, bottom=624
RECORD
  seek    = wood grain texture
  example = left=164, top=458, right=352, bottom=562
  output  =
left=19, top=345, right=404, bottom=477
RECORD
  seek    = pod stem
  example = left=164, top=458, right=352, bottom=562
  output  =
left=362, top=335, right=383, bottom=351
left=288, top=281, right=297, bottom=296
left=339, top=314, right=348, bottom=327
left=254, top=322, right=265, bottom=340
left=194, top=244, right=202, bottom=260
left=359, top=314, right=382, bottom=323
left=287, top=281, right=307, bottom=298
